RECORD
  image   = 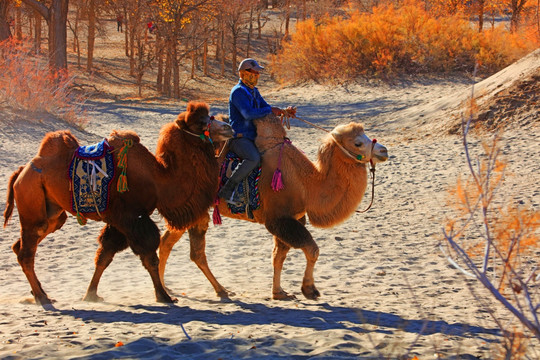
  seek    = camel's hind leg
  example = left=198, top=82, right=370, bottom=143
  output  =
left=121, top=215, right=175, bottom=304
left=12, top=167, right=67, bottom=306
left=265, top=216, right=320, bottom=300
left=83, top=225, right=128, bottom=302
left=188, top=217, right=232, bottom=299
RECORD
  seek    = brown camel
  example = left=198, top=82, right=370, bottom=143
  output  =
left=3, top=101, right=233, bottom=306
left=158, top=114, right=388, bottom=300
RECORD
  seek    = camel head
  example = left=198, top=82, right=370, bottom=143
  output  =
left=175, top=101, right=234, bottom=142
left=330, top=123, right=388, bottom=164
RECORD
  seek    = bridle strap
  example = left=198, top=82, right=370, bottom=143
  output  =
left=356, top=160, right=376, bottom=213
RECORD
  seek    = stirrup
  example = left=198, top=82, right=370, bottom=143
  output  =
left=224, top=190, right=243, bottom=207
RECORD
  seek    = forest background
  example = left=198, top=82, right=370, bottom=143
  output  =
left=0, top=0, right=539, bottom=113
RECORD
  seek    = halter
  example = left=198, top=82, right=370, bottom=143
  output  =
left=330, top=132, right=377, bottom=163
left=293, top=115, right=379, bottom=213
left=182, top=116, right=216, bottom=144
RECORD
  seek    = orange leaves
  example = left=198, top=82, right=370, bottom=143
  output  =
left=272, top=1, right=536, bottom=83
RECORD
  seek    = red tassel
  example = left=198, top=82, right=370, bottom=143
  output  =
left=212, top=198, right=222, bottom=225
left=271, top=168, right=284, bottom=192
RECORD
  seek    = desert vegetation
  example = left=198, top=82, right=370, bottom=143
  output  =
left=0, top=0, right=538, bottom=98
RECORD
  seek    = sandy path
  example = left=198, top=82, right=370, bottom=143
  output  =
left=0, top=57, right=538, bottom=358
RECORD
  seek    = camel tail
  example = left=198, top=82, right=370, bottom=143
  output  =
left=4, top=166, right=24, bottom=228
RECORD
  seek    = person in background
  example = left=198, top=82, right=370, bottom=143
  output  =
left=116, top=15, right=123, bottom=32
left=218, top=58, right=295, bottom=205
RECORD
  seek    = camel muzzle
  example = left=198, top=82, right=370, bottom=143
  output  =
left=372, top=143, right=388, bottom=163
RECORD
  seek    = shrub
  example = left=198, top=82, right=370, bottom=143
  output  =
left=271, top=2, right=539, bottom=83
left=0, top=38, right=87, bottom=127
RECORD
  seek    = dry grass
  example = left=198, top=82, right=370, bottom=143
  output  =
left=0, top=38, right=88, bottom=128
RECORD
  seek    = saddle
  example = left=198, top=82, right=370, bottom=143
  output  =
left=68, top=139, right=115, bottom=224
left=218, top=152, right=261, bottom=218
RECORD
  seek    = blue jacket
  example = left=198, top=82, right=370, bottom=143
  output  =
left=229, top=80, right=272, bottom=140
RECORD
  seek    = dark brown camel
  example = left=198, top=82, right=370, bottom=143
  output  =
left=3, top=101, right=233, bottom=306
left=158, top=114, right=388, bottom=300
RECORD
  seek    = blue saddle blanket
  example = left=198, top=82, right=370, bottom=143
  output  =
left=68, top=139, right=115, bottom=214
left=219, top=152, right=261, bottom=215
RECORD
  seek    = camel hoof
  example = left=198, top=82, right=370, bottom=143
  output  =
left=83, top=293, right=104, bottom=302
left=301, top=285, right=321, bottom=300
left=157, top=294, right=177, bottom=304
left=272, top=291, right=297, bottom=301
left=217, top=288, right=235, bottom=299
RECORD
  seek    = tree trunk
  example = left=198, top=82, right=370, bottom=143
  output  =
left=34, top=10, right=41, bottom=53
left=15, top=4, right=22, bottom=39
left=156, top=33, right=163, bottom=92
left=0, top=0, right=11, bottom=41
left=163, top=37, right=172, bottom=97
left=87, top=0, right=95, bottom=72
left=203, top=37, right=208, bottom=76
left=247, top=6, right=253, bottom=57
left=510, top=0, right=526, bottom=33
left=22, top=0, right=69, bottom=72
left=173, top=40, right=179, bottom=98
left=477, top=0, right=484, bottom=32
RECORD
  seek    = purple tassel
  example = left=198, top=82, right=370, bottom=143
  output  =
left=271, top=168, right=284, bottom=192
left=212, top=198, right=222, bottom=225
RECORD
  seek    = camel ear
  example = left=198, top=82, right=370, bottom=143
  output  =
left=330, top=129, right=343, bottom=143
left=175, top=112, right=187, bottom=128
left=186, top=101, right=196, bottom=115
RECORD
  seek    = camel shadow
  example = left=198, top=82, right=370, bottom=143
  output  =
left=56, top=300, right=499, bottom=359
left=56, top=299, right=500, bottom=339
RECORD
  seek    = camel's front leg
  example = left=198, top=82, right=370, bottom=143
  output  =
left=272, top=236, right=295, bottom=300
left=188, top=217, right=232, bottom=299
left=266, top=216, right=320, bottom=300
left=301, top=242, right=320, bottom=300
left=158, top=228, right=186, bottom=288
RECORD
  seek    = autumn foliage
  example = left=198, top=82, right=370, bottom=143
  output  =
left=0, top=38, right=86, bottom=126
left=272, top=1, right=539, bottom=83
left=444, top=131, right=540, bottom=343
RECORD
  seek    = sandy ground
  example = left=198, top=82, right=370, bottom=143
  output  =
left=0, top=26, right=539, bottom=360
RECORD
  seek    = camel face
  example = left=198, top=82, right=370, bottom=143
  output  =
left=209, top=117, right=234, bottom=142
left=176, top=101, right=233, bottom=142
left=332, top=123, right=388, bottom=164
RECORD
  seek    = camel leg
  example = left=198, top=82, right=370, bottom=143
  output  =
left=83, top=225, right=128, bottom=302
left=12, top=170, right=67, bottom=306
left=158, top=228, right=186, bottom=288
left=13, top=231, right=49, bottom=305
left=188, top=217, right=232, bottom=299
left=121, top=215, right=176, bottom=304
left=271, top=237, right=294, bottom=300
left=265, top=216, right=321, bottom=300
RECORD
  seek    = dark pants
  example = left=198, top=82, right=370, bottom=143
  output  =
left=226, top=137, right=261, bottom=187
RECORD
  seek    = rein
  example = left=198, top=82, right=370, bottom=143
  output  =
left=289, top=115, right=378, bottom=213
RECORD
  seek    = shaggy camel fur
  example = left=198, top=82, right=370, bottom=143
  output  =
left=158, top=114, right=388, bottom=300
left=3, top=102, right=233, bottom=306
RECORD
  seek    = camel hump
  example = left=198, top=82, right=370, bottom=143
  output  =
left=107, top=130, right=140, bottom=148
left=37, top=130, right=80, bottom=157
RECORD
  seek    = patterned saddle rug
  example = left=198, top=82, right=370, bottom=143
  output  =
left=219, top=152, right=261, bottom=217
left=68, top=139, right=115, bottom=222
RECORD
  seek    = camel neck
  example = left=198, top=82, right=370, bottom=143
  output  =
left=306, top=143, right=368, bottom=228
